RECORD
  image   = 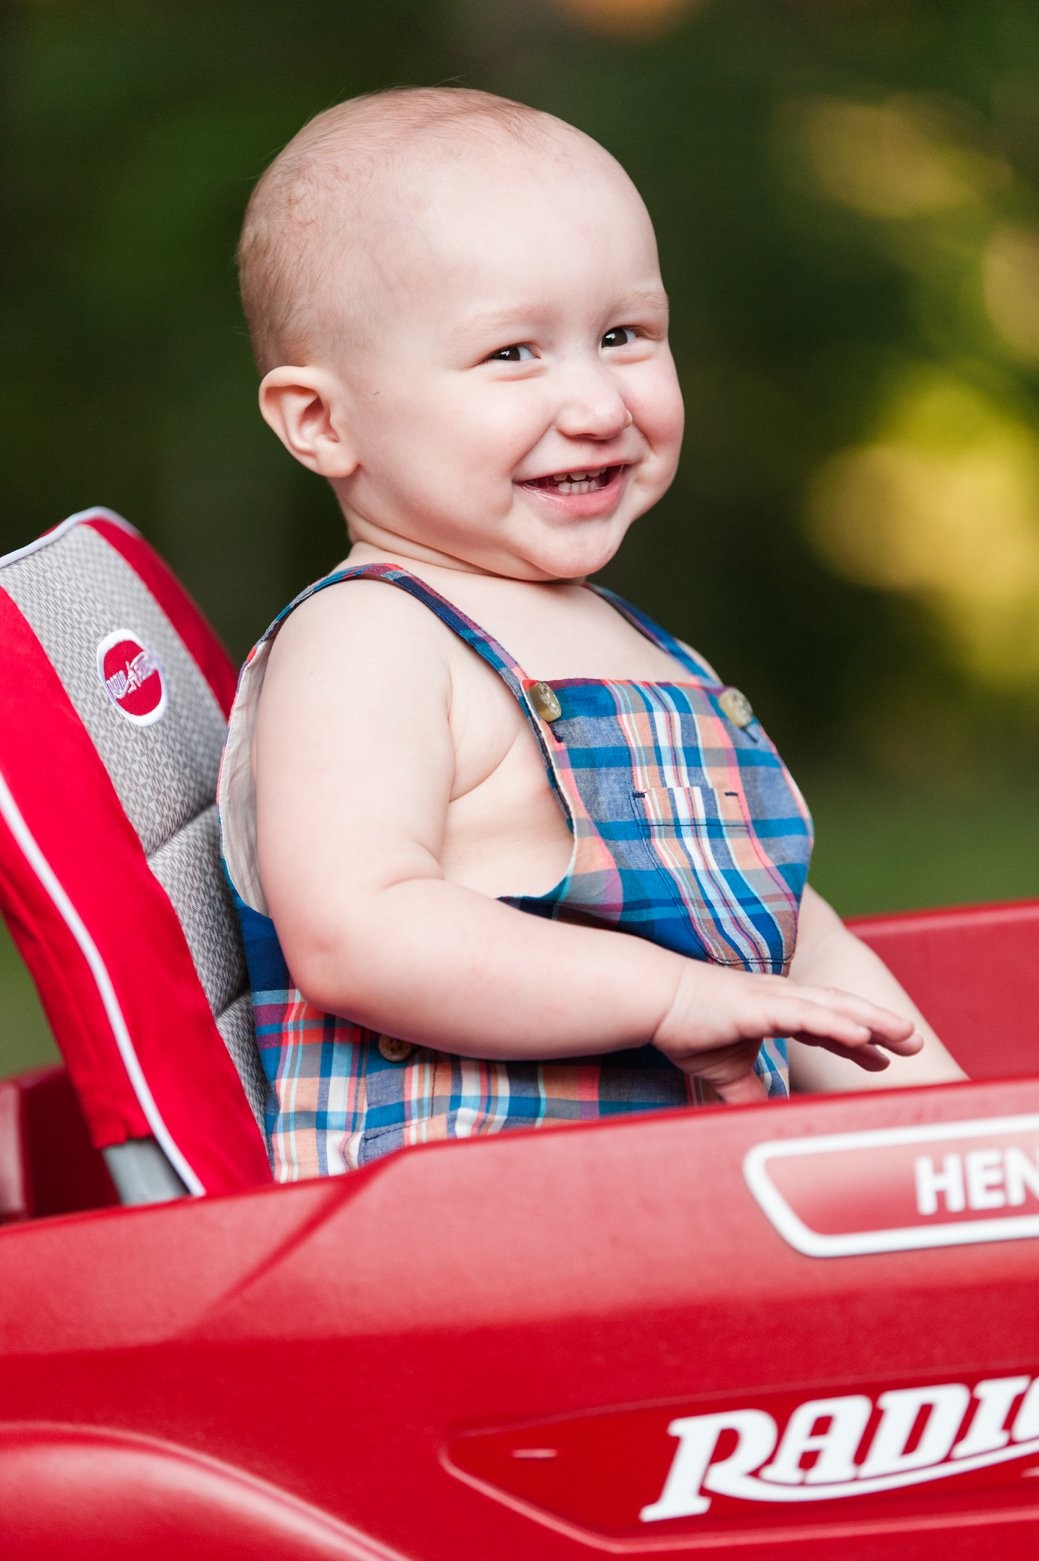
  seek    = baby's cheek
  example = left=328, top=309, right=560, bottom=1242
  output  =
left=655, top=368, right=686, bottom=436
left=633, top=364, right=683, bottom=442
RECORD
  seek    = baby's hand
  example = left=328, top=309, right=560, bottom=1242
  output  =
left=653, top=962, right=923, bottom=1104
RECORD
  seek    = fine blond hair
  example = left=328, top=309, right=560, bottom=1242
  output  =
left=238, top=86, right=599, bottom=374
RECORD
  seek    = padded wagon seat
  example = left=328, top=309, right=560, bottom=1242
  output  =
left=0, top=509, right=272, bottom=1199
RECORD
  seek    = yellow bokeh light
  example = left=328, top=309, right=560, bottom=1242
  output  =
left=550, top=0, right=703, bottom=38
left=808, top=375, right=1039, bottom=687
left=793, top=94, right=1006, bottom=220
left=984, top=226, right=1039, bottom=361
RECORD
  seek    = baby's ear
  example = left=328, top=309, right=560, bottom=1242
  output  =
left=258, top=366, right=359, bottom=478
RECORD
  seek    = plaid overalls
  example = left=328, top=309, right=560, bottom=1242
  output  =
left=221, top=565, right=814, bottom=1180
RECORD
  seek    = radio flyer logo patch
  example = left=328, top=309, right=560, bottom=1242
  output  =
left=448, top=1370, right=1039, bottom=1544
left=96, top=629, right=167, bottom=726
left=640, top=1371, right=1039, bottom=1521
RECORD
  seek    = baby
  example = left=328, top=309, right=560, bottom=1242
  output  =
left=219, top=85, right=963, bottom=1180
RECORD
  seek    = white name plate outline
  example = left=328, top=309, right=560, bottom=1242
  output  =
left=743, top=1112, right=1039, bottom=1258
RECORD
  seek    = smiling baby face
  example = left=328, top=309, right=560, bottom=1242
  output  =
left=241, top=88, right=684, bottom=581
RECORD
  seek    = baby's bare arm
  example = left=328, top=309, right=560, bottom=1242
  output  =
left=788, top=886, right=966, bottom=1091
left=254, top=587, right=926, bottom=1103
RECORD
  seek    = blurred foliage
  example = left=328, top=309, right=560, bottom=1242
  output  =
left=2, top=0, right=1037, bottom=868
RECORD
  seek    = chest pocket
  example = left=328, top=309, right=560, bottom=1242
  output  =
left=631, top=780, right=808, bottom=973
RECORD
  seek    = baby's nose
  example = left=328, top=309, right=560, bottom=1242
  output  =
left=554, top=365, right=632, bottom=441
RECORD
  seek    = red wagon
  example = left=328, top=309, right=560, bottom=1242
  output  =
left=1, top=510, right=1037, bottom=1559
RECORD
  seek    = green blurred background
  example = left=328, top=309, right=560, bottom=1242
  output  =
left=2, top=0, right=1037, bottom=1073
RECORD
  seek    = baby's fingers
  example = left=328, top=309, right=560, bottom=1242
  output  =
left=663, top=1033, right=771, bottom=1104
left=781, top=984, right=924, bottom=1069
left=708, top=1066, right=771, bottom=1106
left=799, top=984, right=922, bottom=1049
left=787, top=1030, right=895, bottom=1071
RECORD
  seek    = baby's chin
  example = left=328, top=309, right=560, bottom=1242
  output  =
left=341, top=512, right=630, bottom=585
left=471, top=531, right=626, bottom=585
left=520, top=529, right=638, bottom=585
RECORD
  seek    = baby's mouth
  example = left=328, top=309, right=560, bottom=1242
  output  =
left=524, top=465, right=622, bottom=496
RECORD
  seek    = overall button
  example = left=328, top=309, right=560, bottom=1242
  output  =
left=528, top=681, right=562, bottom=722
left=377, top=1035, right=414, bottom=1063
left=718, top=687, right=754, bottom=729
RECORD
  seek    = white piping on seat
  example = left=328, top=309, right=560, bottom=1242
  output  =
left=0, top=507, right=136, bottom=569
left=0, top=768, right=205, bottom=1197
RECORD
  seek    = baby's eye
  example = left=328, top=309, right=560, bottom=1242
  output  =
left=486, top=343, right=536, bottom=363
left=601, top=326, right=639, bottom=349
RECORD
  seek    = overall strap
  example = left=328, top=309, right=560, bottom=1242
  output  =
left=223, top=560, right=589, bottom=927
left=587, top=584, right=718, bottom=682
left=273, top=562, right=552, bottom=715
left=278, top=564, right=586, bottom=826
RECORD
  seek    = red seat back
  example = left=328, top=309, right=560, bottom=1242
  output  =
left=0, top=509, right=271, bottom=1195
left=852, top=900, right=1039, bottom=1080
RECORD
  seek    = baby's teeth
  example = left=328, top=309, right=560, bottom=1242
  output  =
left=534, top=466, right=614, bottom=493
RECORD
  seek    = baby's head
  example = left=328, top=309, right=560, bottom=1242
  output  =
left=240, top=88, right=630, bottom=375
left=240, top=87, right=684, bottom=581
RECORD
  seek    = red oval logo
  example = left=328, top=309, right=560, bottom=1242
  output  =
left=96, top=630, right=167, bottom=725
